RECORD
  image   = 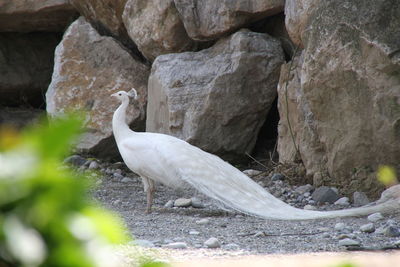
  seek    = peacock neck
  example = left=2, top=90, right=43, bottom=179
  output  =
left=112, top=98, right=134, bottom=142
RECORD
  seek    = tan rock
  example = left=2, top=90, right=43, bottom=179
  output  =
left=174, top=0, right=284, bottom=41
left=0, top=0, right=78, bottom=32
left=278, top=0, right=400, bottom=196
left=146, top=29, right=284, bottom=160
left=122, top=0, right=195, bottom=61
left=46, top=17, right=149, bottom=158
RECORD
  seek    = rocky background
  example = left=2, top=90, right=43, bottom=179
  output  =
left=1, top=0, right=399, bottom=198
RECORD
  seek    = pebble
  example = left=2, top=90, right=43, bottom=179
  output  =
left=164, top=200, right=174, bottom=208
left=360, top=223, right=375, bottom=233
left=338, top=238, right=360, bottom=247
left=163, top=242, right=188, bottom=249
left=204, top=237, right=221, bottom=248
left=295, top=184, right=314, bottom=195
left=312, top=186, right=340, bottom=204
left=271, top=173, right=284, bottom=181
left=113, top=173, right=124, bottom=180
left=174, top=198, right=192, bottom=207
left=121, top=177, right=132, bottom=183
left=334, top=197, right=350, bottom=206
left=368, top=212, right=384, bottom=222
left=134, top=239, right=155, bottom=248
left=353, top=191, right=370, bottom=206
left=191, top=197, right=205, bottom=208
left=64, top=155, right=87, bottom=167
left=189, top=230, right=200, bottom=235
left=195, top=218, right=210, bottom=225
left=383, top=226, right=400, bottom=237
left=254, top=231, right=265, bottom=237
left=334, top=223, right=346, bottom=231
left=88, top=161, right=99, bottom=169
left=242, top=169, right=262, bottom=177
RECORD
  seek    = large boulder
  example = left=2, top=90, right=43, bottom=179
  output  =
left=122, top=0, right=195, bottom=61
left=0, top=33, right=61, bottom=107
left=277, top=0, right=400, bottom=197
left=46, top=17, right=149, bottom=158
left=147, top=29, right=284, bottom=160
left=68, top=0, right=138, bottom=54
left=174, top=0, right=284, bottom=41
left=0, top=0, right=78, bottom=32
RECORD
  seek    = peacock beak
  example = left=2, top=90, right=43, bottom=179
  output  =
left=111, top=93, right=117, bottom=97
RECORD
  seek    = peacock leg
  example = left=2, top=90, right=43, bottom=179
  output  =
left=142, top=177, right=155, bottom=213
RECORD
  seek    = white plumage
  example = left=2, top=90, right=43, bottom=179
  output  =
left=111, top=89, right=400, bottom=220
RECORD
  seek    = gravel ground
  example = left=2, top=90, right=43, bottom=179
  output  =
left=86, top=160, right=400, bottom=258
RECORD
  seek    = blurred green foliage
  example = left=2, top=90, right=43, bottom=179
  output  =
left=0, top=115, right=129, bottom=267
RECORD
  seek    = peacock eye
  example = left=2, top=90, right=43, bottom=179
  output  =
left=118, top=93, right=121, bottom=96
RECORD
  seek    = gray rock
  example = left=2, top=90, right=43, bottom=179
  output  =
left=303, top=205, right=316, bottom=210
left=384, top=226, right=400, bottom=237
left=121, top=177, right=132, bottom=183
left=353, top=191, right=370, bottom=206
left=338, top=238, right=360, bottom=247
left=146, top=29, right=284, bottom=160
left=204, top=237, right=221, bottom=248
left=88, top=161, right=99, bottom=170
left=113, top=173, right=124, bottom=180
left=254, top=231, right=265, bottom=237
left=368, top=213, right=384, bottom=222
left=164, top=200, right=175, bottom=208
left=360, top=223, right=375, bottom=233
left=191, top=197, right=205, bottom=208
left=174, top=198, right=192, bottom=207
left=334, top=223, right=346, bottom=232
left=295, top=184, right=314, bottom=195
left=64, top=155, right=87, bottom=167
left=312, top=186, right=340, bottom=204
left=163, top=242, right=188, bottom=249
left=174, top=0, right=284, bottom=41
left=223, top=243, right=241, bottom=251
left=271, top=173, right=285, bottom=181
left=195, top=218, right=210, bottom=225
left=334, top=197, right=350, bottom=206
left=189, top=230, right=200, bottom=235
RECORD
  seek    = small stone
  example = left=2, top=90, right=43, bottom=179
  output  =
left=224, top=243, right=240, bottom=251
left=337, top=234, right=351, bottom=240
left=113, top=173, right=124, bottom=180
left=338, top=238, right=360, bottom=247
left=174, top=198, right=192, bottom=207
left=204, top=237, right=221, bottom=248
left=163, top=242, right=188, bottom=249
left=121, top=177, right=132, bottom=183
left=312, top=186, right=340, bottom=204
left=196, top=218, right=210, bottom=225
left=191, top=197, right=205, bottom=208
left=64, top=155, right=87, bottom=167
left=384, top=226, right=400, bottom=237
left=242, top=169, right=262, bottom=177
left=368, top=212, right=384, bottom=222
left=295, top=184, right=314, bottom=195
left=334, top=223, right=346, bottom=231
left=360, top=223, right=375, bottom=233
left=330, top=187, right=339, bottom=194
left=322, top=233, right=331, bottom=238
left=303, top=205, right=317, bottom=210
left=135, top=239, right=155, bottom=248
left=164, top=200, right=174, bottom=208
left=88, top=161, right=99, bottom=169
left=334, top=197, right=350, bottom=206
left=113, top=199, right=121, bottom=205
left=189, top=230, right=200, bottom=235
left=394, top=240, right=400, bottom=247
left=254, top=231, right=265, bottom=237
left=353, top=191, right=370, bottom=206
left=271, top=173, right=284, bottom=181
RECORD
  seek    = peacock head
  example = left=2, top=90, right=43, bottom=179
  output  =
left=111, top=88, right=138, bottom=102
